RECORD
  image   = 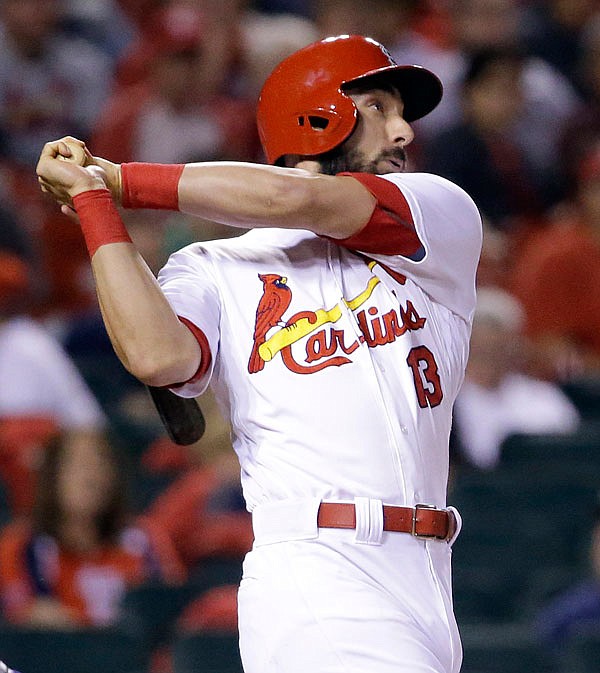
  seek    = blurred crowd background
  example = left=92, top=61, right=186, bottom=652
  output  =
left=1, top=1, right=600, bottom=672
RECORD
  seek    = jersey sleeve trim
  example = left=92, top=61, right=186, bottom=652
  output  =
left=328, top=173, right=424, bottom=258
left=168, top=316, right=212, bottom=388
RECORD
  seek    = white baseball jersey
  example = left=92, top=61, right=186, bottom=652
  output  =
left=158, top=172, right=481, bottom=511
left=159, top=171, right=481, bottom=673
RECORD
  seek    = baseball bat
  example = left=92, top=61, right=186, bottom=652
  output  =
left=147, top=385, right=206, bottom=445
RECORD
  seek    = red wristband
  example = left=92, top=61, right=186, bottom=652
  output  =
left=121, top=163, right=185, bottom=210
left=73, top=189, right=132, bottom=258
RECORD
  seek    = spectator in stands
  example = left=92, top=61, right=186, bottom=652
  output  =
left=136, top=389, right=252, bottom=586
left=558, top=16, right=600, bottom=195
left=91, top=3, right=258, bottom=164
left=0, top=245, right=107, bottom=515
left=419, top=0, right=582, bottom=184
left=61, top=0, right=136, bottom=60
left=0, top=429, right=147, bottom=627
left=0, top=0, right=114, bottom=169
left=116, top=391, right=252, bottom=667
left=0, top=251, right=106, bottom=431
left=133, top=447, right=252, bottom=640
left=0, top=0, right=123, bottom=324
left=240, top=11, right=318, bottom=102
left=518, top=0, right=600, bottom=98
left=311, top=0, right=402, bottom=43
left=138, top=451, right=252, bottom=583
left=509, top=144, right=600, bottom=380
left=423, top=48, right=551, bottom=230
left=258, top=0, right=310, bottom=16
left=451, top=287, right=580, bottom=471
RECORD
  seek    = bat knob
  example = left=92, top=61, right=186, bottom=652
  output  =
left=0, top=661, right=21, bottom=673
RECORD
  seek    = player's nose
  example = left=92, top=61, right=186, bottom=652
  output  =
left=388, top=114, right=414, bottom=147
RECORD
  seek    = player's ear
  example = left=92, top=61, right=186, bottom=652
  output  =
left=280, top=154, right=300, bottom=167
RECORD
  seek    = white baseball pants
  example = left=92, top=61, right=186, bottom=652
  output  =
left=238, top=498, right=462, bottom=673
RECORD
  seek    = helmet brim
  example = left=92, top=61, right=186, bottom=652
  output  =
left=342, top=64, right=443, bottom=123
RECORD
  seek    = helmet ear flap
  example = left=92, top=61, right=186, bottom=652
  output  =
left=260, top=88, right=358, bottom=165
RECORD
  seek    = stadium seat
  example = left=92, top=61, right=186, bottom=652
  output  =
left=451, top=465, right=599, bottom=572
left=0, top=626, right=146, bottom=673
left=560, top=626, right=600, bottom=673
left=515, top=564, right=583, bottom=622
left=118, top=563, right=242, bottom=655
left=560, top=379, right=600, bottom=421
left=453, top=564, right=524, bottom=624
left=172, top=632, right=243, bottom=673
left=117, top=580, right=194, bottom=653
left=460, top=623, right=555, bottom=673
left=500, top=425, right=600, bottom=476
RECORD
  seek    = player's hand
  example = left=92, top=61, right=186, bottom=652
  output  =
left=36, top=136, right=123, bottom=204
left=86, top=150, right=122, bottom=204
left=36, top=138, right=108, bottom=209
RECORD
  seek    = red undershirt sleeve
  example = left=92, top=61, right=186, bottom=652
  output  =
left=328, top=172, right=423, bottom=258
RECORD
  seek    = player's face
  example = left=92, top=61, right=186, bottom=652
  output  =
left=320, top=87, right=414, bottom=175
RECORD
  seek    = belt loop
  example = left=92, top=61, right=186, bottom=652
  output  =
left=445, top=506, right=462, bottom=546
left=354, top=497, right=384, bottom=545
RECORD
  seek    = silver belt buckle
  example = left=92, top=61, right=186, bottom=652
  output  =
left=411, top=503, right=438, bottom=539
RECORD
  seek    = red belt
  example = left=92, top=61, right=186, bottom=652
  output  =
left=317, top=502, right=454, bottom=540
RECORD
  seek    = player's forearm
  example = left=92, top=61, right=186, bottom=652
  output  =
left=119, top=161, right=375, bottom=238
left=179, top=162, right=323, bottom=228
left=91, top=243, right=202, bottom=386
left=179, top=162, right=377, bottom=238
left=67, top=187, right=201, bottom=387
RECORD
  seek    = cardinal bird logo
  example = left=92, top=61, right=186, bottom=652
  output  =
left=248, top=273, right=292, bottom=373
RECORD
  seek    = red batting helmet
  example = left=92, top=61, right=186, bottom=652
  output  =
left=257, top=34, right=443, bottom=165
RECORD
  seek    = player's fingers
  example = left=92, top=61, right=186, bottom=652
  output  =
left=37, top=177, right=55, bottom=195
left=37, top=175, right=73, bottom=206
left=83, top=144, right=95, bottom=164
left=60, top=135, right=86, bottom=148
left=59, top=136, right=95, bottom=166
left=38, top=140, right=67, bottom=161
left=38, top=136, right=86, bottom=161
left=37, top=175, right=61, bottom=194
left=60, top=203, right=79, bottom=221
left=58, top=138, right=88, bottom=166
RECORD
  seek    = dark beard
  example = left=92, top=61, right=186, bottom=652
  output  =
left=317, top=145, right=407, bottom=176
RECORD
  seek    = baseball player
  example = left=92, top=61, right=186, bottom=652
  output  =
left=36, top=35, right=482, bottom=673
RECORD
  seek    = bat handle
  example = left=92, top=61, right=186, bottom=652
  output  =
left=147, top=385, right=206, bottom=445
